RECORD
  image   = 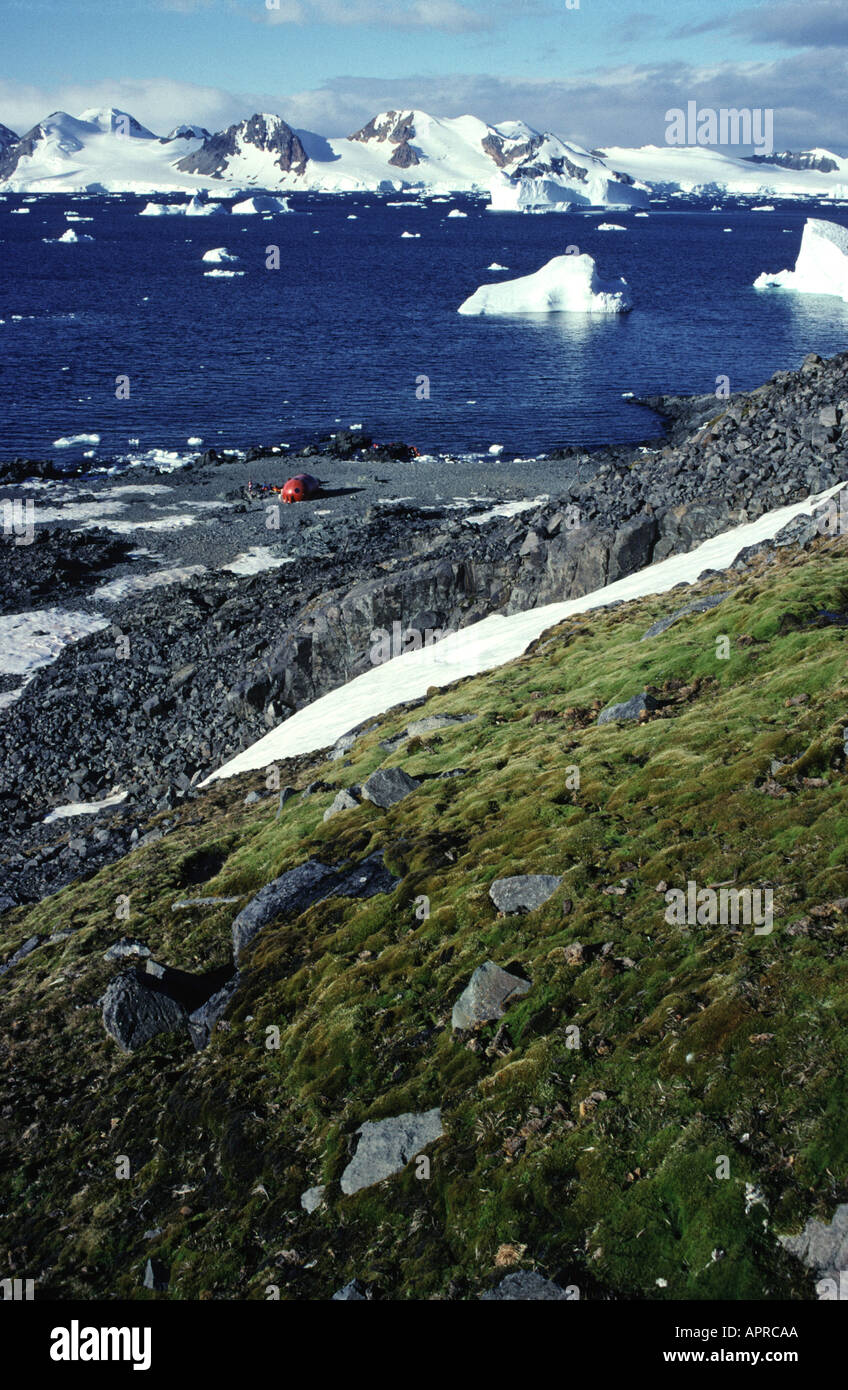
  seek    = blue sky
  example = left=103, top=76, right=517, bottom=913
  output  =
left=3, top=0, right=847, bottom=151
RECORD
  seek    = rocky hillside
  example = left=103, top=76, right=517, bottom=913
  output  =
left=2, top=527, right=847, bottom=1300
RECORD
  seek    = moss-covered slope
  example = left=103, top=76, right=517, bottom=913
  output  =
left=2, top=535, right=848, bottom=1301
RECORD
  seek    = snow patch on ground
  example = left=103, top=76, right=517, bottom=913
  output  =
left=43, top=789, right=128, bottom=824
left=92, top=565, right=207, bottom=602
left=203, top=483, right=842, bottom=782
left=222, top=547, right=296, bottom=575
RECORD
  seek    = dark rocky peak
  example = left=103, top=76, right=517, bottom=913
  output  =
left=174, top=113, right=308, bottom=178
left=744, top=150, right=840, bottom=174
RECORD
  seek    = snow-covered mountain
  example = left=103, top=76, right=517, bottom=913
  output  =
left=596, top=144, right=848, bottom=199
left=0, top=105, right=646, bottom=207
left=1, top=104, right=845, bottom=203
left=0, top=108, right=209, bottom=193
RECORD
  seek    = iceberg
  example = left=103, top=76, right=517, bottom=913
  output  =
left=458, top=252, right=632, bottom=315
left=231, top=194, right=291, bottom=215
left=753, top=218, right=848, bottom=303
left=202, top=247, right=239, bottom=263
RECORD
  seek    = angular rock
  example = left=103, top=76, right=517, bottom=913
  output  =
left=379, top=713, right=476, bottom=753
left=340, top=1107, right=444, bottom=1195
left=489, top=875, right=561, bottom=914
left=480, top=1271, right=570, bottom=1301
left=300, top=1184, right=326, bottom=1214
left=188, top=973, right=240, bottom=1051
left=323, top=788, right=360, bottom=822
left=0, top=934, right=42, bottom=976
left=231, top=859, right=337, bottom=961
left=103, top=937, right=151, bottom=962
left=451, top=960, right=531, bottom=1030
left=231, top=852, right=400, bottom=962
left=361, top=766, right=420, bottom=808
left=641, top=591, right=728, bottom=640
left=332, top=1279, right=369, bottom=1300
left=143, top=1257, right=169, bottom=1292
left=597, top=691, right=661, bottom=725
left=102, top=971, right=189, bottom=1052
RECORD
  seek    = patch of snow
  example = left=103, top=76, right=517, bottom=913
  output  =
left=203, top=481, right=844, bottom=783
left=222, top=547, right=296, bottom=575
left=0, top=608, right=109, bottom=683
left=92, top=564, right=207, bottom=601
left=43, top=790, right=128, bottom=823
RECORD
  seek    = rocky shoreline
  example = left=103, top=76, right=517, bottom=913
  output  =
left=1, top=348, right=846, bottom=908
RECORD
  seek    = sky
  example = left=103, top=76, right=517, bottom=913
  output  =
left=2, top=0, right=847, bottom=152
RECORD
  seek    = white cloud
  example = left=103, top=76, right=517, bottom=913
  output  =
left=1, top=50, right=845, bottom=153
left=259, top=0, right=492, bottom=30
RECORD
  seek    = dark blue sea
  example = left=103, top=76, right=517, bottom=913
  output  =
left=2, top=191, right=848, bottom=465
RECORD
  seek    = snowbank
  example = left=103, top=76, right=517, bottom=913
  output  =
left=231, top=194, right=291, bottom=215
left=754, top=218, right=848, bottom=303
left=458, top=252, right=632, bottom=315
left=202, top=482, right=844, bottom=784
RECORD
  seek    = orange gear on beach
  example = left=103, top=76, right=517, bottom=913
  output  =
left=280, top=473, right=321, bottom=503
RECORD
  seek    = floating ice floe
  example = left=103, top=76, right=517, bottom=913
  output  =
left=458, top=252, right=632, bottom=314
left=596, top=222, right=627, bottom=231
left=48, top=228, right=94, bottom=243
left=754, top=218, right=848, bottom=303
left=202, top=247, right=239, bottom=263
left=53, top=432, right=100, bottom=447
left=204, top=268, right=245, bottom=277
left=231, top=195, right=291, bottom=215
left=447, top=209, right=468, bottom=218
left=401, top=230, right=421, bottom=238
left=488, top=262, right=509, bottom=270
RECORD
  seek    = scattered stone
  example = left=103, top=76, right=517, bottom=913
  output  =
left=340, top=1107, right=444, bottom=1195
left=451, top=960, right=531, bottom=1030
left=332, top=1279, right=369, bottom=1300
left=300, top=1184, right=327, bottom=1214
left=231, top=852, right=400, bottom=961
left=489, top=874, right=561, bottom=914
left=0, top=935, right=42, bottom=976
left=323, top=788, right=360, bottom=822
left=244, top=790, right=260, bottom=805
left=101, top=971, right=189, bottom=1052
left=597, top=691, right=661, bottom=725
left=379, top=713, right=476, bottom=753
left=480, top=1270, right=570, bottom=1301
left=171, top=897, right=240, bottom=910
left=361, top=766, right=420, bottom=808
left=143, top=1258, right=169, bottom=1292
left=103, top=937, right=151, bottom=961
left=641, top=592, right=728, bottom=640
left=188, top=973, right=240, bottom=1051
left=275, top=787, right=297, bottom=818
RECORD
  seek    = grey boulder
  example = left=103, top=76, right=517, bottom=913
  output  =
left=188, top=973, right=240, bottom=1051
left=102, top=971, right=188, bottom=1052
left=597, top=691, right=660, bottom=725
left=452, top=960, right=531, bottom=1031
left=489, top=875, right=561, bottom=915
left=332, top=1279, right=369, bottom=1300
left=340, top=1107, right=444, bottom=1195
left=301, top=1184, right=327, bottom=1214
left=361, top=767, right=420, bottom=808
left=232, top=852, right=400, bottom=962
left=323, top=788, right=360, bottom=822
left=480, top=1271, right=570, bottom=1301
left=641, top=592, right=728, bottom=640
